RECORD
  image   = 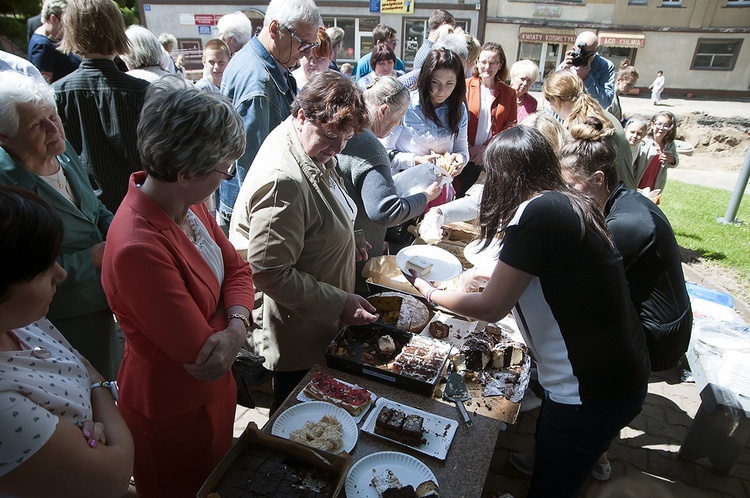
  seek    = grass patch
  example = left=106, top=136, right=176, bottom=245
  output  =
left=660, top=179, right=750, bottom=280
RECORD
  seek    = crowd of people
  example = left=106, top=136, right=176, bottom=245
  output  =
left=0, top=0, right=692, bottom=497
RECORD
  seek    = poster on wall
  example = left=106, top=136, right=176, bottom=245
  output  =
left=380, top=0, right=414, bottom=14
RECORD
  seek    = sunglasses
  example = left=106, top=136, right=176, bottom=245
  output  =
left=283, top=26, right=319, bottom=53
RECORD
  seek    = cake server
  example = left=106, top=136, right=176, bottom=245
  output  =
left=443, top=372, right=473, bottom=427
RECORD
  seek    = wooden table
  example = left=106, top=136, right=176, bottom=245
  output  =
left=263, top=364, right=505, bottom=498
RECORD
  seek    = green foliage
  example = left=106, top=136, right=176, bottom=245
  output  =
left=0, top=16, right=27, bottom=54
left=660, top=179, right=750, bottom=279
left=120, top=6, right=138, bottom=26
left=0, top=1, right=40, bottom=17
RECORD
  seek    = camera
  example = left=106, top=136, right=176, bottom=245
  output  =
left=570, top=42, right=591, bottom=67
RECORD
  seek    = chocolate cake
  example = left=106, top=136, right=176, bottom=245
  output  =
left=400, top=414, right=424, bottom=446
left=429, top=320, right=451, bottom=339
left=461, top=337, right=492, bottom=371
left=382, top=485, right=417, bottom=498
left=373, top=406, right=425, bottom=446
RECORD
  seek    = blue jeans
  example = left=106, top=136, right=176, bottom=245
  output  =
left=528, top=385, right=648, bottom=498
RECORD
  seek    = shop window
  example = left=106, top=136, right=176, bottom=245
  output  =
left=599, top=46, right=638, bottom=69
left=691, top=39, right=743, bottom=70
left=401, top=18, right=470, bottom=66
left=323, top=17, right=375, bottom=64
left=628, top=0, right=647, bottom=4
left=726, top=0, right=750, bottom=6
left=661, top=0, right=681, bottom=6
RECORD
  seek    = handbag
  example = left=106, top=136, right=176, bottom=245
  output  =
left=232, top=348, right=270, bottom=408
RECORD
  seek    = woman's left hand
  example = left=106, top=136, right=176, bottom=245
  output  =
left=183, top=321, right=245, bottom=382
left=402, top=269, right=435, bottom=296
left=80, top=420, right=106, bottom=448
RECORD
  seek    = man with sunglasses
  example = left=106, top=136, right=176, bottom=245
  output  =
left=219, top=0, right=321, bottom=234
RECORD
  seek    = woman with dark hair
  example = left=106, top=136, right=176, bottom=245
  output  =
left=102, top=80, right=254, bottom=498
left=405, top=125, right=650, bottom=498
left=382, top=47, right=468, bottom=176
left=0, top=185, right=133, bottom=498
left=459, top=41, right=516, bottom=197
left=561, top=117, right=691, bottom=373
left=357, top=43, right=403, bottom=90
left=229, top=71, right=378, bottom=414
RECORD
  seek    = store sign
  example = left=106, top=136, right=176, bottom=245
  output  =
left=198, top=26, right=212, bottom=35
left=179, top=13, right=222, bottom=26
left=519, top=32, right=575, bottom=44
left=380, top=0, right=415, bottom=14
left=599, top=34, right=646, bottom=48
left=369, top=0, right=380, bottom=13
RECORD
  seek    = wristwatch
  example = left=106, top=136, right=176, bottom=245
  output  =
left=91, top=381, right=118, bottom=401
left=228, top=312, right=251, bottom=331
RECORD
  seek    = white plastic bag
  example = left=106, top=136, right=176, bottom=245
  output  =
left=393, top=163, right=450, bottom=198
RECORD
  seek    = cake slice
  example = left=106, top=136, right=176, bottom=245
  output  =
left=405, top=256, right=433, bottom=277
left=371, top=469, right=402, bottom=496
left=400, top=414, right=425, bottom=446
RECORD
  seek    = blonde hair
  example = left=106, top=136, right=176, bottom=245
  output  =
left=520, top=112, right=571, bottom=152
left=542, top=70, right=613, bottom=135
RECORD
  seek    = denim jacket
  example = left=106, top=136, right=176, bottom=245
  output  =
left=380, top=90, right=469, bottom=173
left=558, top=53, right=615, bottom=109
left=219, top=36, right=295, bottom=222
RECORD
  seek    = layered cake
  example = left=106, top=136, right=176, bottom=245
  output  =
left=374, top=406, right=425, bottom=446
left=302, top=372, right=373, bottom=416
left=405, top=256, right=433, bottom=277
left=460, top=337, right=492, bottom=371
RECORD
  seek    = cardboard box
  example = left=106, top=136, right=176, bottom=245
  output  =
left=325, top=323, right=453, bottom=396
left=198, top=422, right=351, bottom=498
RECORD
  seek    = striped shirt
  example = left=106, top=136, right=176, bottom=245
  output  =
left=54, top=58, right=149, bottom=212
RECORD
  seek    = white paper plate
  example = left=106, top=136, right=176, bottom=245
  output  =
left=463, top=238, right=501, bottom=270
left=360, top=397, right=458, bottom=460
left=296, top=378, right=378, bottom=424
left=396, top=245, right=462, bottom=282
left=271, top=401, right=358, bottom=454
left=345, top=451, right=438, bottom=497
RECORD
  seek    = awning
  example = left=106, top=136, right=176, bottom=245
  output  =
left=598, top=31, right=646, bottom=48
left=518, top=27, right=576, bottom=44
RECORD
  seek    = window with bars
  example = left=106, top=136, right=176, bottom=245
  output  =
left=691, top=39, right=743, bottom=70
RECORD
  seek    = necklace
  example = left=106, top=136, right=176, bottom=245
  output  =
left=53, top=167, right=65, bottom=188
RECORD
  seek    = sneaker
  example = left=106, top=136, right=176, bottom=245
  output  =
left=591, top=461, right=611, bottom=481
left=509, top=452, right=535, bottom=476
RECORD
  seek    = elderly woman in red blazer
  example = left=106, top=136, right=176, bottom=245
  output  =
left=458, top=42, right=517, bottom=197
left=102, top=80, right=253, bottom=498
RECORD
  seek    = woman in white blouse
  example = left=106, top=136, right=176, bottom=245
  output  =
left=0, top=185, right=133, bottom=497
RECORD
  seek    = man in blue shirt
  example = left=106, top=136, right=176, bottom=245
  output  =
left=355, top=24, right=405, bottom=81
left=219, top=0, right=321, bottom=231
left=558, top=31, right=615, bottom=109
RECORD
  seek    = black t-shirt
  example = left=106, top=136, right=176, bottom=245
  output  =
left=604, top=183, right=692, bottom=371
left=500, top=191, right=650, bottom=404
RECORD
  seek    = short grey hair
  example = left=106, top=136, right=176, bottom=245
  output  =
left=41, top=0, right=67, bottom=23
left=0, top=72, right=56, bottom=137
left=158, top=32, right=177, bottom=51
left=264, top=0, right=321, bottom=30
left=433, top=33, right=469, bottom=61
left=138, top=77, right=246, bottom=182
left=123, top=25, right=164, bottom=70
left=362, top=76, right=409, bottom=120
left=326, top=26, right=344, bottom=46
left=217, top=12, right=254, bottom=47
left=510, top=59, right=539, bottom=82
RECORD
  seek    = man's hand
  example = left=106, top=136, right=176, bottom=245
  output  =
left=340, top=294, right=378, bottom=325
left=90, top=241, right=106, bottom=268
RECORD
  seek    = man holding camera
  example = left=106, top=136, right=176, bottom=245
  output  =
left=558, top=31, right=615, bottom=109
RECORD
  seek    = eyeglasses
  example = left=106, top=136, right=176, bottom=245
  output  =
left=653, top=122, right=672, bottom=130
left=478, top=60, right=500, bottom=67
left=213, top=163, right=236, bottom=181
left=283, top=26, right=319, bottom=53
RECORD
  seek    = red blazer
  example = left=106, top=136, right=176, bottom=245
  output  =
left=465, top=76, right=518, bottom=147
left=102, top=172, right=254, bottom=419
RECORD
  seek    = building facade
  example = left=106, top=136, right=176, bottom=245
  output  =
left=139, top=0, right=750, bottom=96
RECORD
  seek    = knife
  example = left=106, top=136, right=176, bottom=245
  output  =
left=443, top=372, right=473, bottom=427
